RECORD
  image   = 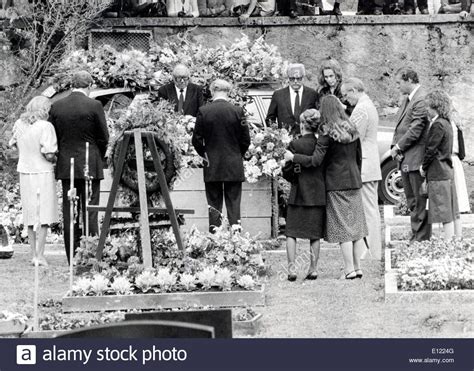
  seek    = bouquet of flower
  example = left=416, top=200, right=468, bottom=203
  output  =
left=244, top=124, right=292, bottom=183
left=50, top=46, right=156, bottom=91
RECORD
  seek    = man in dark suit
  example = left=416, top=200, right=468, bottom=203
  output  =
left=266, top=63, right=318, bottom=136
left=49, top=71, right=109, bottom=263
left=192, top=79, right=250, bottom=232
left=157, top=64, right=204, bottom=117
left=391, top=67, right=431, bottom=242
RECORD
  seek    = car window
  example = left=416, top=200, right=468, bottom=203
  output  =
left=245, top=98, right=263, bottom=128
left=260, top=96, right=272, bottom=117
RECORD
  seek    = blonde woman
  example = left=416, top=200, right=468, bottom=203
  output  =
left=9, top=96, right=59, bottom=266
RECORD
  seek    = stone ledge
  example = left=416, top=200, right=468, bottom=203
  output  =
left=96, top=14, right=474, bottom=28
left=62, top=287, right=266, bottom=313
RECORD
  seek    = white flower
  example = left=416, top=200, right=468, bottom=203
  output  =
left=135, top=269, right=159, bottom=293
left=237, top=275, right=256, bottom=290
left=156, top=267, right=177, bottom=291
left=72, top=277, right=92, bottom=296
left=266, top=142, right=275, bottom=151
left=214, top=267, right=233, bottom=291
left=254, top=133, right=264, bottom=144
left=180, top=273, right=197, bottom=291
left=110, top=276, right=132, bottom=295
left=197, top=267, right=216, bottom=290
left=90, top=274, right=109, bottom=296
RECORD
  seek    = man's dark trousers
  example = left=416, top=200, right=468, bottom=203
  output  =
left=205, top=181, right=242, bottom=232
left=61, top=179, right=101, bottom=263
left=401, top=170, right=431, bottom=242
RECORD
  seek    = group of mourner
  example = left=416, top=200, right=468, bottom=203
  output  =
left=104, top=0, right=472, bottom=18
left=9, top=58, right=469, bottom=282
left=2, top=0, right=471, bottom=19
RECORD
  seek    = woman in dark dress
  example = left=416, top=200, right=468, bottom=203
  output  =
left=285, top=96, right=368, bottom=280
left=420, top=90, right=459, bottom=239
left=282, top=109, right=326, bottom=282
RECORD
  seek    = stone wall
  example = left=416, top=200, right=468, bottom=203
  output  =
left=100, top=15, right=474, bottom=161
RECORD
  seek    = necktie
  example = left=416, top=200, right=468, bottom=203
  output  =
left=294, top=90, right=301, bottom=121
left=178, top=89, right=184, bottom=114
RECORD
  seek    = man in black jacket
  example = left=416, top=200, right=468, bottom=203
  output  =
left=266, top=63, right=318, bottom=136
left=192, top=79, right=251, bottom=232
left=157, top=64, right=204, bottom=117
left=49, top=71, right=109, bottom=263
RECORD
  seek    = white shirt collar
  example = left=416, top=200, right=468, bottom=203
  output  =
left=430, top=114, right=439, bottom=124
left=72, top=88, right=88, bottom=96
left=408, top=84, right=420, bottom=101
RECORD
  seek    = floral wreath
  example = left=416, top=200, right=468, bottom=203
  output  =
left=107, top=98, right=184, bottom=203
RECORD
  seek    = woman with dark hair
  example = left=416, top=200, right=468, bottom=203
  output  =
left=9, top=96, right=58, bottom=267
left=420, top=90, right=459, bottom=239
left=285, top=95, right=368, bottom=280
left=317, top=58, right=343, bottom=99
left=282, top=109, right=326, bottom=281
left=316, top=58, right=352, bottom=115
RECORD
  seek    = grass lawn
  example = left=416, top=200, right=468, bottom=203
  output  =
left=1, top=242, right=472, bottom=338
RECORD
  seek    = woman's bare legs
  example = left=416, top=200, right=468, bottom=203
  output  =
left=307, top=239, right=320, bottom=275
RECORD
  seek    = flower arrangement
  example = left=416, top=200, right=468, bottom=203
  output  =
left=51, top=34, right=287, bottom=103
left=395, top=237, right=473, bottom=291
left=244, top=124, right=292, bottom=183
left=50, top=34, right=291, bottom=185
left=107, top=97, right=185, bottom=204
left=70, top=222, right=265, bottom=296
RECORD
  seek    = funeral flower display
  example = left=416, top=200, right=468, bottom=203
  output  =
left=71, top=223, right=264, bottom=296
left=394, top=237, right=473, bottom=291
left=244, top=124, right=292, bottom=183
left=51, top=34, right=287, bottom=100
left=107, top=98, right=185, bottom=204
left=51, top=34, right=290, bottom=184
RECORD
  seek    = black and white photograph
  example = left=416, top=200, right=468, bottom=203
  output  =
left=0, top=0, right=473, bottom=369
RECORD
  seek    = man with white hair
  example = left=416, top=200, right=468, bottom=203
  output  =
left=266, top=63, right=318, bottom=136
left=192, top=79, right=250, bottom=232
left=157, top=64, right=204, bottom=117
left=341, top=78, right=382, bottom=259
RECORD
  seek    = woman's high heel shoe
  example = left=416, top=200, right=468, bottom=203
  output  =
left=341, top=271, right=357, bottom=280
left=355, top=269, right=363, bottom=279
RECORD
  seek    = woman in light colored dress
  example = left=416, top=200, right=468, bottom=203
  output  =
left=166, top=0, right=199, bottom=17
left=450, top=110, right=470, bottom=236
left=9, top=96, right=59, bottom=266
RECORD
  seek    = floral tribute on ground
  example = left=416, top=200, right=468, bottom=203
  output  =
left=393, top=237, right=473, bottom=291
left=71, top=222, right=264, bottom=297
